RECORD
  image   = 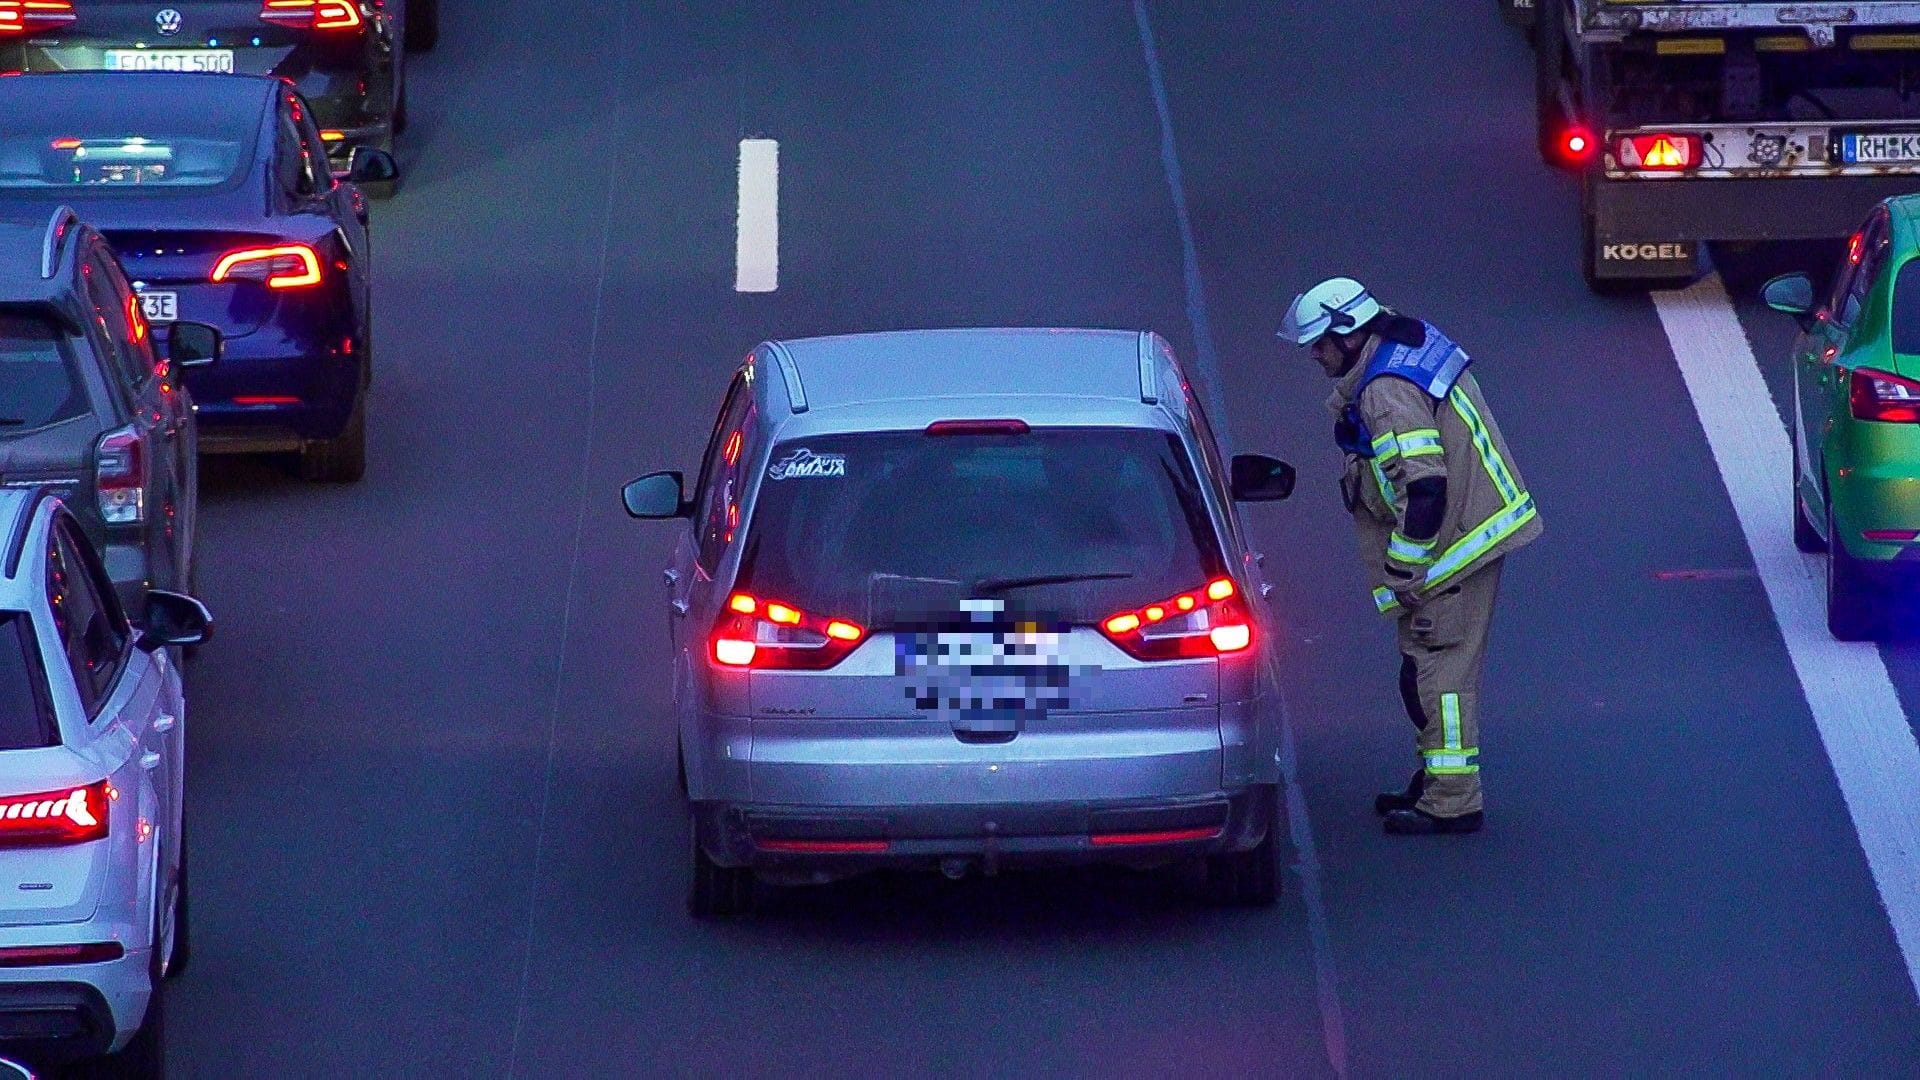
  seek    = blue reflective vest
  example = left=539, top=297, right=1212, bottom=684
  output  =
left=1335, top=322, right=1472, bottom=458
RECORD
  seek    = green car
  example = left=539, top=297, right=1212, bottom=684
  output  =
left=1765, top=194, right=1920, bottom=640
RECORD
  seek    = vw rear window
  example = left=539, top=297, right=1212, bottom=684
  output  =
left=0, top=613, right=58, bottom=750
left=0, top=315, right=89, bottom=433
left=737, top=427, right=1227, bottom=626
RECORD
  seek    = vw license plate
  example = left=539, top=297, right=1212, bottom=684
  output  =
left=1842, top=133, right=1920, bottom=165
left=138, top=292, right=177, bottom=323
left=104, top=50, right=234, bottom=73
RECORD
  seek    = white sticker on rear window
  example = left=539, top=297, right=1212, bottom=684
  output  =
left=768, top=448, right=845, bottom=480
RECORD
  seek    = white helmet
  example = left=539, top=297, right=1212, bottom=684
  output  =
left=1278, top=277, right=1382, bottom=346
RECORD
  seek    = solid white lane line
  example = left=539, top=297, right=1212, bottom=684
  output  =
left=735, top=139, right=779, bottom=293
left=1654, top=275, right=1920, bottom=1000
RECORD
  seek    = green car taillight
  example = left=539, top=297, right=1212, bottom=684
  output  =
left=1849, top=367, right=1920, bottom=423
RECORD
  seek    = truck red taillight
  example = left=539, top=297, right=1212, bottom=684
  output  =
left=0, top=0, right=76, bottom=36
left=95, top=427, right=144, bottom=526
left=0, top=781, right=111, bottom=849
left=1099, top=577, right=1252, bottom=661
left=259, top=0, right=362, bottom=31
left=211, top=244, right=322, bottom=289
left=1616, top=132, right=1702, bottom=171
left=711, top=593, right=865, bottom=670
left=1850, top=367, right=1920, bottom=423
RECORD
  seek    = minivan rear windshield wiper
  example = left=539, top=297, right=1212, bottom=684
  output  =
left=971, top=571, right=1134, bottom=595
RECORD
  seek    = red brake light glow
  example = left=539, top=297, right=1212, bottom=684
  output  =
left=755, top=838, right=889, bottom=854
left=712, top=593, right=866, bottom=670
left=260, top=0, right=362, bottom=31
left=1850, top=367, right=1920, bottom=423
left=1558, top=125, right=1597, bottom=164
left=0, top=0, right=76, bottom=36
left=0, top=781, right=110, bottom=849
left=1089, top=826, right=1222, bottom=847
left=1616, top=132, right=1702, bottom=171
left=211, top=244, right=322, bottom=289
left=925, top=419, right=1031, bottom=436
left=1099, top=577, right=1252, bottom=660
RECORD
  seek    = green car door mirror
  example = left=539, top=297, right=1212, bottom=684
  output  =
left=1763, top=273, right=1817, bottom=329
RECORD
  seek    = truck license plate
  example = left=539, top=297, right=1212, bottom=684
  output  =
left=1841, top=133, right=1920, bottom=165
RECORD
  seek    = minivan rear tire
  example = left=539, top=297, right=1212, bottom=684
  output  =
left=688, top=816, right=754, bottom=919
left=1206, top=785, right=1281, bottom=907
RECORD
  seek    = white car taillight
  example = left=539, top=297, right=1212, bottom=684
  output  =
left=95, top=427, right=144, bottom=525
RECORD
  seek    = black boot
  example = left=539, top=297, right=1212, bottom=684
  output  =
left=1383, top=808, right=1483, bottom=835
left=1373, top=769, right=1425, bottom=816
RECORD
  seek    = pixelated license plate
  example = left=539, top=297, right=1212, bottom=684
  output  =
left=900, top=627, right=1071, bottom=729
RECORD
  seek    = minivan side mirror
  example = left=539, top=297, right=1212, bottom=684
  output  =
left=1762, top=272, right=1817, bottom=330
left=165, top=321, right=221, bottom=367
left=622, top=471, right=690, bottom=519
left=346, top=146, right=399, bottom=185
left=136, top=589, right=213, bottom=652
left=1230, top=454, right=1296, bottom=502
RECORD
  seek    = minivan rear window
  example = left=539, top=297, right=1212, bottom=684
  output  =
left=0, top=315, right=88, bottom=433
left=0, top=612, right=58, bottom=750
left=737, top=428, right=1227, bottom=626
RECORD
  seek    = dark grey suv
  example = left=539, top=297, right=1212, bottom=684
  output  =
left=623, top=329, right=1300, bottom=917
left=0, top=208, right=219, bottom=614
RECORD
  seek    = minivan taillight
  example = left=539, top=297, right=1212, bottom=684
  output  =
left=1850, top=367, right=1920, bottom=422
left=0, top=0, right=77, bottom=36
left=95, top=427, right=144, bottom=526
left=1099, top=577, right=1252, bottom=660
left=259, top=0, right=362, bottom=31
left=711, top=593, right=866, bottom=670
left=0, top=781, right=111, bottom=849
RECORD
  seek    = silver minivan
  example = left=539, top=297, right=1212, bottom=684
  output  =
left=623, top=330, right=1297, bottom=916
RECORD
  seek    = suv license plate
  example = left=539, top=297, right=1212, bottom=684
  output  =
left=104, top=49, right=234, bottom=73
left=138, top=292, right=177, bottom=322
left=1841, top=133, right=1920, bottom=165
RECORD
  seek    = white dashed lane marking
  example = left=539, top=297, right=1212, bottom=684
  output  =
left=736, top=138, right=779, bottom=293
left=1655, top=274, right=1920, bottom=1000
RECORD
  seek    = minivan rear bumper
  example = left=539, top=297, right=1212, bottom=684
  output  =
left=695, top=787, right=1273, bottom=871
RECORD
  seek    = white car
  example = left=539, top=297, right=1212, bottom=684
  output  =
left=0, top=489, right=208, bottom=1075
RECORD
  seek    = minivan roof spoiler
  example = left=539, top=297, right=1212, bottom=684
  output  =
left=1136, top=333, right=1159, bottom=405
left=41, top=207, right=78, bottom=280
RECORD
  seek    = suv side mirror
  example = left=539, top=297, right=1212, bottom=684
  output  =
left=346, top=146, right=399, bottom=185
left=1762, top=273, right=1817, bottom=330
left=165, top=321, right=221, bottom=367
left=1230, top=454, right=1296, bottom=502
left=622, top=471, right=690, bottom=519
left=136, top=589, right=212, bottom=651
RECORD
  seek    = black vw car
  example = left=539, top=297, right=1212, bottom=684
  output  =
left=0, top=0, right=437, bottom=178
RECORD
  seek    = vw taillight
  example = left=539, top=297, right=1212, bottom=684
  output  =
left=1099, top=577, right=1252, bottom=660
left=95, top=427, right=144, bottom=525
left=1851, top=367, right=1920, bottom=422
left=211, top=244, right=322, bottom=289
left=0, top=0, right=76, bottom=36
left=1616, top=132, right=1703, bottom=171
left=259, top=0, right=362, bottom=31
left=0, top=781, right=111, bottom=849
left=711, top=593, right=866, bottom=670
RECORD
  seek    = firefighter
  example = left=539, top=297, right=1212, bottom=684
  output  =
left=1279, top=278, right=1542, bottom=834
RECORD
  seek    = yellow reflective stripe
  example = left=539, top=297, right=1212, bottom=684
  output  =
left=1371, top=460, right=1394, bottom=505
left=1424, top=495, right=1537, bottom=591
left=1373, top=586, right=1400, bottom=614
left=1441, top=693, right=1462, bottom=750
left=1425, top=763, right=1480, bottom=776
left=1448, top=386, right=1520, bottom=504
left=1396, top=428, right=1443, bottom=457
left=1387, top=532, right=1436, bottom=566
left=1370, top=431, right=1399, bottom=458
left=1423, top=747, right=1479, bottom=760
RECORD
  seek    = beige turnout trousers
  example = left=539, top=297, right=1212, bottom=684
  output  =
left=1397, top=556, right=1502, bottom=818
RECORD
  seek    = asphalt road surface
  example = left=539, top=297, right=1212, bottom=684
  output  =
left=167, top=2, right=1920, bottom=1075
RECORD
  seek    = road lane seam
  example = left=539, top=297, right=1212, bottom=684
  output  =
left=736, top=138, right=779, bottom=292
left=1131, top=4, right=1349, bottom=1074
left=1654, top=275, right=1920, bottom=1001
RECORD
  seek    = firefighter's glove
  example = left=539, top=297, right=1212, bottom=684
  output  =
left=1383, top=564, right=1421, bottom=611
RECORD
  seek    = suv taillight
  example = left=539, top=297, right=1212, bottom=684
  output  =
left=1850, top=367, right=1920, bottom=423
left=259, top=0, right=362, bottom=31
left=1099, top=577, right=1252, bottom=660
left=710, top=593, right=866, bottom=670
left=95, top=427, right=144, bottom=525
left=0, top=0, right=76, bottom=36
left=0, top=781, right=111, bottom=849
